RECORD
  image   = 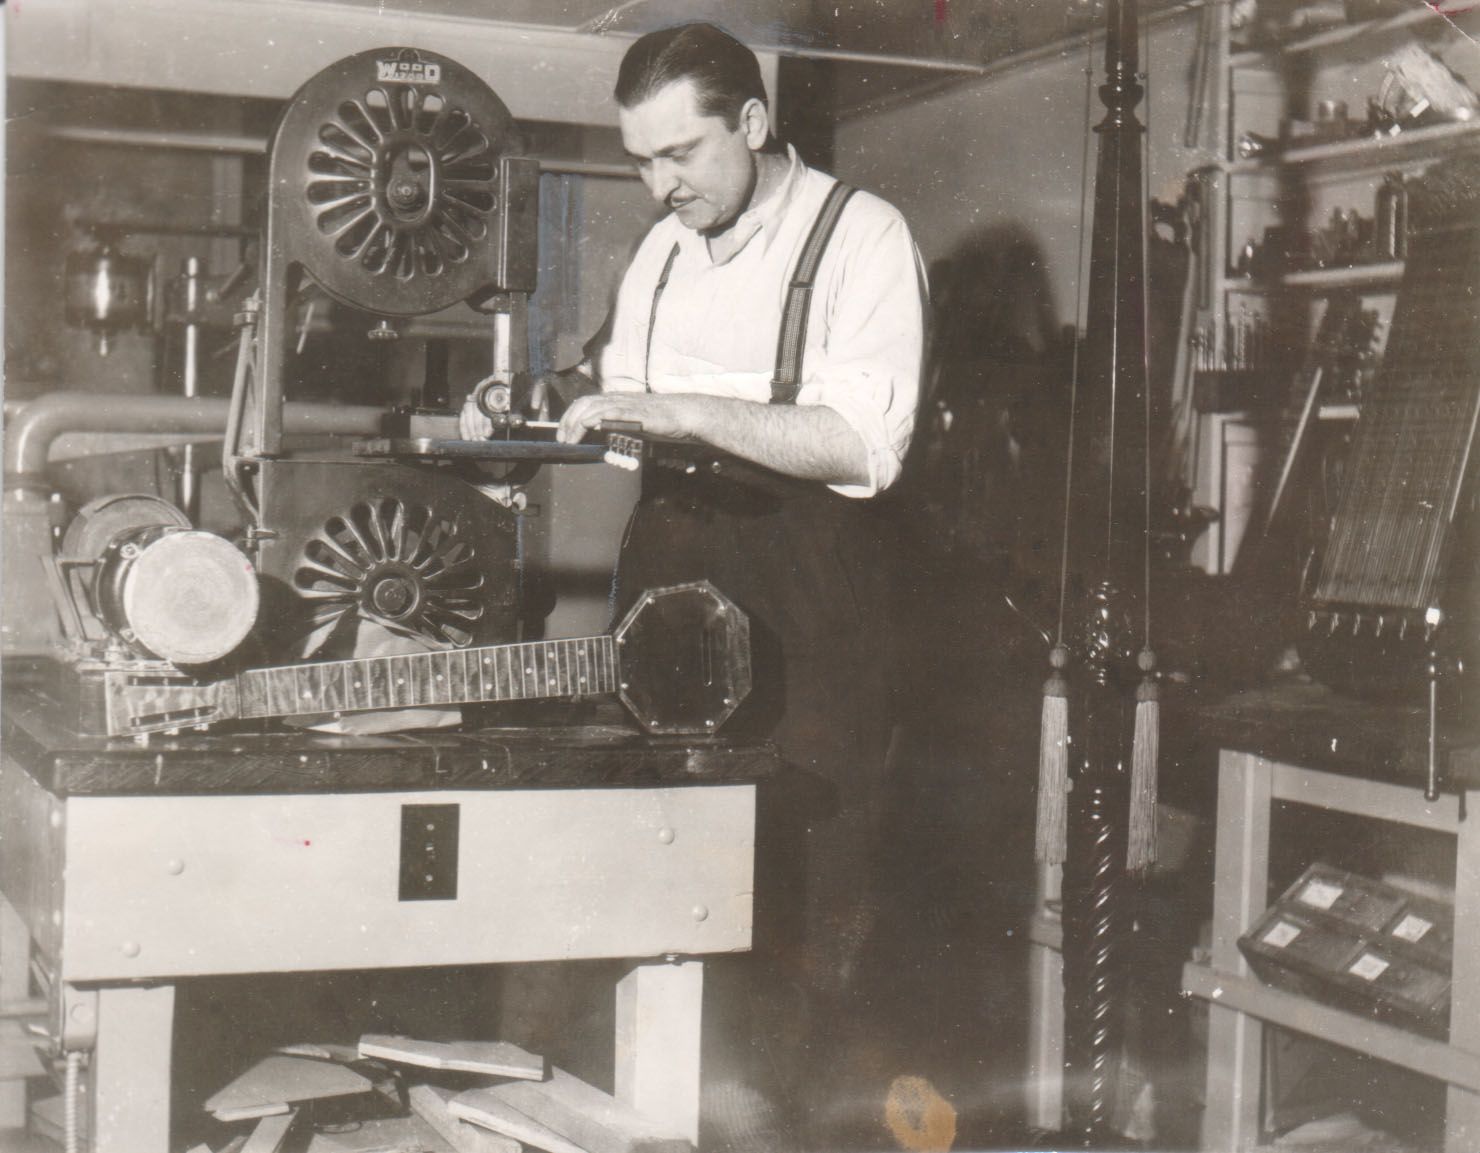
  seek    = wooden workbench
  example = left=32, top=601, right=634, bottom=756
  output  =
left=0, top=667, right=776, bottom=1153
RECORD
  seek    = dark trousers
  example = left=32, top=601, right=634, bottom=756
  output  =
left=615, top=468, right=896, bottom=1095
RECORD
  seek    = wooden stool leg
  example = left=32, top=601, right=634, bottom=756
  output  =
left=615, top=960, right=703, bottom=1144
left=1026, top=862, right=1065, bottom=1131
left=1200, top=751, right=1272, bottom=1152
left=1446, top=792, right=1480, bottom=1153
left=92, top=983, right=175, bottom=1153
left=0, top=896, right=31, bottom=1128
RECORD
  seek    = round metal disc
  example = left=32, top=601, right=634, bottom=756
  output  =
left=122, top=531, right=260, bottom=664
left=61, top=493, right=190, bottom=562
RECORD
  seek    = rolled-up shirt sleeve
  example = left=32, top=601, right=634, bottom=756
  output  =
left=796, top=202, right=927, bottom=498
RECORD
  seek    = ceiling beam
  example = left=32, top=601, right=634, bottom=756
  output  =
left=6, top=0, right=776, bottom=126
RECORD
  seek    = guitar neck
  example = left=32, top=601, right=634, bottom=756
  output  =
left=236, top=635, right=620, bottom=720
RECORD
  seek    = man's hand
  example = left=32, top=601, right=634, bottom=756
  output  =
left=457, top=368, right=595, bottom=441
left=556, top=393, right=704, bottom=444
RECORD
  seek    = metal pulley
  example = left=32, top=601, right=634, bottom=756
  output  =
left=62, top=495, right=261, bottom=665
left=93, top=527, right=260, bottom=665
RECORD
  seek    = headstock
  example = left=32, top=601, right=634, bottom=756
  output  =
left=103, top=667, right=240, bottom=737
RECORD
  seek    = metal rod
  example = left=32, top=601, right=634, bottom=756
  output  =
left=180, top=257, right=203, bottom=523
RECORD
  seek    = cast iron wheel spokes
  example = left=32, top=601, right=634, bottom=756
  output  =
left=293, top=497, right=485, bottom=647
left=305, top=84, right=497, bottom=283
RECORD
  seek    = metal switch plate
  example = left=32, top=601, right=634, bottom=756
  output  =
left=399, top=803, right=459, bottom=901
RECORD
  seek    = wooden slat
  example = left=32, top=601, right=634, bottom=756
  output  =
left=359, top=1035, right=543, bottom=1079
left=409, top=1084, right=522, bottom=1153
left=477, top=1066, right=692, bottom=1153
left=1183, top=961, right=1480, bottom=1093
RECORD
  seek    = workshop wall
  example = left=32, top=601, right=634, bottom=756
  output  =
left=832, top=11, right=1209, bottom=329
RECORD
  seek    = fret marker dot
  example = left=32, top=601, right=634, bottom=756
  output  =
left=436, top=674, right=444, bottom=682
left=484, top=658, right=492, bottom=665
left=526, top=667, right=534, bottom=675
left=397, top=678, right=405, bottom=685
left=354, top=682, right=362, bottom=689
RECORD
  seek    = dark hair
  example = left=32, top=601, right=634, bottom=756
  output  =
left=615, top=22, right=767, bottom=129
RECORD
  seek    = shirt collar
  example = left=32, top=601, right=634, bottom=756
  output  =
left=684, top=144, right=806, bottom=266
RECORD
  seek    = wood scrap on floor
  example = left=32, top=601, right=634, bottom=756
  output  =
left=205, top=1054, right=374, bottom=1121
left=303, top=1111, right=458, bottom=1152
left=274, top=1042, right=363, bottom=1064
left=29, top=1093, right=88, bottom=1149
left=240, top=1110, right=297, bottom=1153
left=449, top=1085, right=587, bottom=1153
left=456, top=1066, right=693, bottom=1153
left=359, top=1035, right=545, bottom=1080
left=408, top=1084, right=522, bottom=1153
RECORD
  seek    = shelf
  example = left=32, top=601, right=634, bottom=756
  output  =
left=1282, top=261, right=1404, bottom=288
left=1230, top=5, right=1475, bottom=68
left=1230, top=118, right=1480, bottom=175
left=1226, top=262, right=1405, bottom=292
left=1182, top=960, right=1480, bottom=1093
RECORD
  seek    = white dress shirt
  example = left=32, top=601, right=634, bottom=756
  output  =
left=595, top=146, right=927, bottom=497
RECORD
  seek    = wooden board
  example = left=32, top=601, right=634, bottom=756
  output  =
left=57, top=786, right=754, bottom=981
left=205, top=1055, right=371, bottom=1119
left=0, top=1018, right=44, bottom=1079
left=408, top=1084, right=522, bottom=1153
left=478, top=1066, right=693, bottom=1153
left=360, top=1034, right=544, bottom=1079
left=241, top=1111, right=297, bottom=1153
left=450, top=1085, right=588, bottom=1153
left=305, top=1111, right=457, bottom=1152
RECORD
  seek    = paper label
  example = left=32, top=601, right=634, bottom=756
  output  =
left=1262, top=921, right=1302, bottom=948
left=1298, top=879, right=1343, bottom=910
left=1391, top=914, right=1433, bottom=943
left=1349, top=953, right=1390, bottom=981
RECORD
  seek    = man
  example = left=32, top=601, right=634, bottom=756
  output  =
left=462, top=21, right=926, bottom=1146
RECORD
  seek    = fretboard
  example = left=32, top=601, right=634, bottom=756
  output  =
left=236, top=635, right=620, bottom=720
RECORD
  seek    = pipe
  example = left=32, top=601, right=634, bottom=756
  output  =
left=5, top=392, right=386, bottom=486
left=48, top=125, right=638, bottom=179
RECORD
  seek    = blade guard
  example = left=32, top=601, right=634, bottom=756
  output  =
left=614, top=582, right=751, bottom=735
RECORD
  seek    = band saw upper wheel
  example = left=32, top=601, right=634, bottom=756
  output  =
left=269, top=47, right=521, bottom=315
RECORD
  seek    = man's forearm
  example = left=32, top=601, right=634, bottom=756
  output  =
left=556, top=391, right=871, bottom=486
left=688, top=396, right=869, bottom=486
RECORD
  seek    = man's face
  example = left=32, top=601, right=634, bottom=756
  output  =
left=619, top=78, right=761, bottom=234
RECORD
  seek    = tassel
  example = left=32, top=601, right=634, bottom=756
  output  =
left=1035, top=644, right=1071, bottom=865
left=1128, top=648, right=1160, bottom=874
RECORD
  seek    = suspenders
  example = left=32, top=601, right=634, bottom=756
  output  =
left=642, top=180, right=858, bottom=403
left=771, top=180, right=856, bottom=404
left=643, top=242, right=681, bottom=391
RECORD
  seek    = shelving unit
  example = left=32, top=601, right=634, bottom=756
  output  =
left=1188, top=2, right=1480, bottom=574
left=1181, top=11, right=1480, bottom=1149
left=1183, top=736, right=1480, bottom=1153
left=1229, top=4, right=1468, bottom=67
left=1228, top=117, right=1480, bottom=174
